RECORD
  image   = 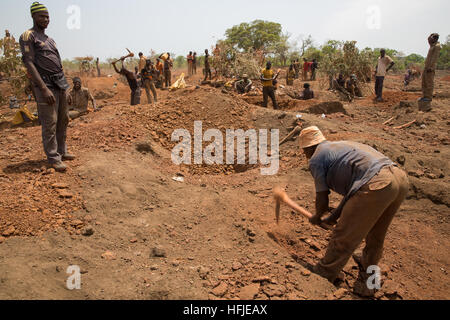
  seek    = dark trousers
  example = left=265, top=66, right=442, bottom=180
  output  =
left=35, top=86, right=69, bottom=164
left=131, top=87, right=141, bottom=106
left=375, top=76, right=385, bottom=99
left=164, top=70, right=172, bottom=88
left=204, top=66, right=212, bottom=81
left=263, top=86, right=278, bottom=109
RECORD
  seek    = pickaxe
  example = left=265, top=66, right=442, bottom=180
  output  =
left=273, top=187, right=333, bottom=230
left=111, top=48, right=134, bottom=64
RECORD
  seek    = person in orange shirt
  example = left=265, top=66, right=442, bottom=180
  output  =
left=155, top=59, right=164, bottom=88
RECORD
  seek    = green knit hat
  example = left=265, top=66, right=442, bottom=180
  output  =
left=30, top=2, right=48, bottom=15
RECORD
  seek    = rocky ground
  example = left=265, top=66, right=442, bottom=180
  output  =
left=0, top=69, right=448, bottom=300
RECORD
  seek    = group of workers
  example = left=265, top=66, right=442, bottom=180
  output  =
left=16, top=1, right=443, bottom=299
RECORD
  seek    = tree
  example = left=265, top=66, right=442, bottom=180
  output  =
left=437, top=35, right=450, bottom=70
left=225, top=20, right=283, bottom=53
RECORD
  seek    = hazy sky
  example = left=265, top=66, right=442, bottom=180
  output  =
left=1, top=0, right=449, bottom=60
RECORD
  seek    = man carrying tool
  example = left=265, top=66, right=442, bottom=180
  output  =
left=138, top=52, right=147, bottom=75
left=112, top=60, right=141, bottom=105
left=260, top=61, right=279, bottom=110
left=68, top=77, right=97, bottom=119
left=420, top=33, right=441, bottom=106
left=374, top=49, right=395, bottom=102
left=299, top=126, right=409, bottom=296
left=19, top=2, right=74, bottom=172
left=141, top=59, right=157, bottom=104
left=163, top=53, right=173, bottom=88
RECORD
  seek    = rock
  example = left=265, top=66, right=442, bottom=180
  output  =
left=58, top=190, right=73, bottom=199
left=2, top=226, right=15, bottom=237
left=252, top=276, right=271, bottom=283
left=301, top=269, right=311, bottom=277
left=198, top=266, right=210, bottom=279
left=51, top=183, right=69, bottom=189
left=81, top=226, right=94, bottom=237
left=239, top=283, right=260, bottom=300
left=211, top=282, right=228, bottom=297
left=396, top=155, right=406, bottom=166
left=382, top=280, right=402, bottom=298
left=262, top=284, right=286, bottom=297
left=151, top=246, right=166, bottom=258
left=0, top=236, right=5, bottom=243
left=101, top=251, right=116, bottom=260
left=285, top=262, right=296, bottom=269
left=171, top=260, right=180, bottom=267
left=408, top=170, right=424, bottom=178
left=71, top=220, right=84, bottom=227
left=130, top=238, right=138, bottom=243
left=150, top=265, right=159, bottom=271
left=246, top=228, right=256, bottom=237
left=232, top=262, right=243, bottom=271
left=333, top=288, right=348, bottom=299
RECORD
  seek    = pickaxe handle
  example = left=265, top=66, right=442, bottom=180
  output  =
left=112, top=50, right=135, bottom=64
left=274, top=187, right=313, bottom=222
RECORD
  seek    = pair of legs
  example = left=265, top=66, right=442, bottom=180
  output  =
left=130, top=87, right=141, bottom=105
left=262, top=86, right=279, bottom=110
left=375, top=76, right=385, bottom=101
left=35, top=86, right=70, bottom=165
left=164, top=71, right=172, bottom=88
left=143, top=79, right=157, bottom=104
left=204, top=66, right=212, bottom=82
left=421, top=70, right=435, bottom=100
left=314, top=166, right=409, bottom=285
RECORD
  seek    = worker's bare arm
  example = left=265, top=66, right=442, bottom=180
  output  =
left=23, top=59, right=55, bottom=105
left=310, top=191, right=330, bottom=225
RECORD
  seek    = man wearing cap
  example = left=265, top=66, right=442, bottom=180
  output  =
left=299, top=126, right=409, bottom=296
left=68, top=77, right=97, bottom=119
left=234, top=74, right=252, bottom=94
left=346, top=74, right=363, bottom=99
left=19, top=2, right=74, bottom=172
left=421, top=33, right=441, bottom=104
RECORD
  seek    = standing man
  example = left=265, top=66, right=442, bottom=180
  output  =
left=302, top=58, right=309, bottom=81
left=138, top=52, right=147, bottom=75
left=3, top=30, right=16, bottom=57
left=187, top=51, right=193, bottom=76
left=112, top=60, right=141, bottom=105
left=96, top=57, right=100, bottom=77
left=420, top=33, right=441, bottom=105
left=260, top=61, right=279, bottom=110
left=374, top=49, right=395, bottom=102
left=141, top=59, right=157, bottom=104
left=163, top=53, right=173, bottom=88
left=68, top=77, right=97, bottom=119
left=203, top=49, right=212, bottom=82
left=311, top=59, right=318, bottom=81
left=20, top=2, right=74, bottom=172
left=299, top=126, right=409, bottom=296
left=193, top=52, right=197, bottom=75
left=155, top=58, right=164, bottom=88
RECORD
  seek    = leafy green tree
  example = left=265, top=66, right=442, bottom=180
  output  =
left=225, top=20, right=283, bottom=52
left=437, top=35, right=450, bottom=70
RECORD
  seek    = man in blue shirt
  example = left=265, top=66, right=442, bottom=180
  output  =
left=299, top=126, right=409, bottom=296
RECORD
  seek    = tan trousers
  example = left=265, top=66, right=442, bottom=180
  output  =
left=422, top=70, right=436, bottom=100
left=315, top=166, right=409, bottom=282
left=143, top=79, right=157, bottom=104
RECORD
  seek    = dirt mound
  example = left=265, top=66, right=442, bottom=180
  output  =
left=304, top=101, right=347, bottom=115
left=93, top=89, right=117, bottom=100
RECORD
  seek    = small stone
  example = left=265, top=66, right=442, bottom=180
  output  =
left=58, top=190, right=73, bottom=199
left=239, top=283, right=260, bottom=300
left=198, top=266, right=210, bottom=279
left=82, top=226, right=94, bottom=237
left=252, top=276, right=271, bottom=283
left=71, top=220, right=84, bottom=227
left=171, top=260, right=180, bottom=267
left=301, top=269, right=311, bottom=277
left=396, top=156, right=406, bottom=166
left=246, top=228, right=256, bottom=237
left=2, top=226, right=15, bottom=237
left=285, top=262, right=296, bottom=269
left=51, top=183, right=69, bottom=189
left=150, top=265, right=159, bottom=271
left=211, top=282, right=228, bottom=297
left=333, top=288, right=348, bottom=299
left=232, top=262, right=243, bottom=271
left=0, top=236, right=5, bottom=243
left=101, top=251, right=116, bottom=260
left=130, top=238, right=138, bottom=243
left=151, top=246, right=166, bottom=258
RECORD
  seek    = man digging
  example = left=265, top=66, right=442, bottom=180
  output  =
left=278, top=126, right=409, bottom=297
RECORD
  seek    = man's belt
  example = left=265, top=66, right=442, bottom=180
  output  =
left=40, top=71, right=70, bottom=91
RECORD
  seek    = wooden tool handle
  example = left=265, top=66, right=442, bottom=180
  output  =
left=274, top=188, right=313, bottom=220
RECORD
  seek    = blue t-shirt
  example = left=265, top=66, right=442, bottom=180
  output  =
left=309, top=141, right=394, bottom=199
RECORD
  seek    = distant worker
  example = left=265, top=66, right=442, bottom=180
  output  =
left=311, top=59, right=318, bottom=81
left=420, top=33, right=441, bottom=104
left=346, top=74, right=363, bottom=99
left=141, top=59, right=157, bottom=104
left=3, top=29, right=16, bottom=57
left=301, top=83, right=314, bottom=100
left=193, top=52, right=197, bottom=75
left=163, top=53, right=173, bottom=88
left=155, top=58, right=164, bottom=88
left=260, top=61, right=279, bottom=110
left=374, top=49, right=395, bottom=102
left=138, top=52, right=147, bottom=74
left=287, top=64, right=295, bottom=86
left=293, top=59, right=300, bottom=79
left=68, top=77, right=97, bottom=119
left=299, top=126, right=409, bottom=297
left=203, top=49, right=212, bottom=82
left=112, top=60, right=141, bottom=105
left=96, top=57, right=100, bottom=77
left=187, top=51, right=193, bottom=76
left=19, top=2, right=74, bottom=172
left=333, top=74, right=353, bottom=102
left=234, top=74, right=252, bottom=94
left=302, top=58, right=310, bottom=81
